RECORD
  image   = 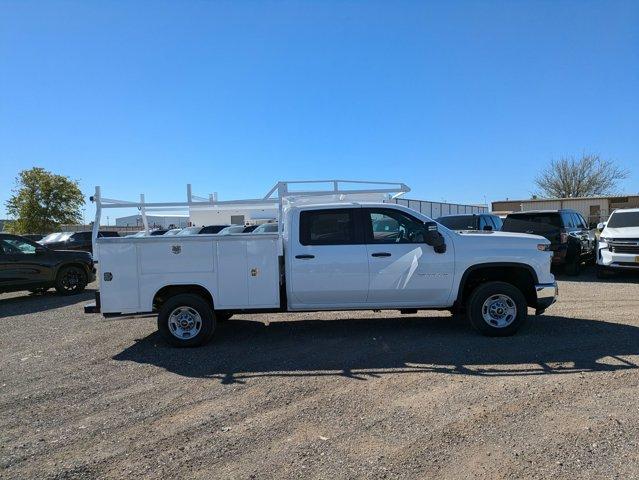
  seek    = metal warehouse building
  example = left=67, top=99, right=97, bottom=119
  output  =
left=492, top=194, right=639, bottom=225
left=391, top=198, right=488, bottom=218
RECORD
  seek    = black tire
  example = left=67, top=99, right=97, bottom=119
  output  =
left=467, top=281, right=528, bottom=337
left=54, top=265, right=87, bottom=295
left=564, top=257, right=581, bottom=276
left=215, top=311, right=234, bottom=322
left=157, top=294, right=216, bottom=347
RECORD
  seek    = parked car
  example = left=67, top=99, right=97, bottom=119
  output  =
left=149, top=229, right=168, bottom=236
left=0, top=233, right=96, bottom=295
left=253, top=223, right=279, bottom=234
left=163, top=228, right=182, bottom=236
left=436, top=214, right=503, bottom=232
left=596, top=208, right=639, bottom=277
left=502, top=209, right=595, bottom=275
left=176, top=225, right=229, bottom=236
left=87, top=198, right=557, bottom=346
left=41, top=231, right=119, bottom=253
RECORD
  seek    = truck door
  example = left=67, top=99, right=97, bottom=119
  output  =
left=363, top=208, right=454, bottom=306
left=290, top=208, right=369, bottom=306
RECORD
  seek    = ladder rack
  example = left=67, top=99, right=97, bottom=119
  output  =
left=90, top=179, right=410, bottom=259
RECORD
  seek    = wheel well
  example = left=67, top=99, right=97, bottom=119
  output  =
left=152, top=285, right=214, bottom=311
left=458, top=265, right=537, bottom=307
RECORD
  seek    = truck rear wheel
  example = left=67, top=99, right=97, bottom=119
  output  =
left=467, top=281, right=527, bottom=337
left=157, top=294, right=216, bottom=347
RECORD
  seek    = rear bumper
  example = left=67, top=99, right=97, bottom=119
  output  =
left=535, top=282, right=558, bottom=313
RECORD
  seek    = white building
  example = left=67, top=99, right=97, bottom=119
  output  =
left=115, top=214, right=190, bottom=229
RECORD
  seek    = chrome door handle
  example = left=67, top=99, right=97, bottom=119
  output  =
left=371, top=252, right=391, bottom=257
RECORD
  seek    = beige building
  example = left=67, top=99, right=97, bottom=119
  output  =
left=492, top=195, right=639, bottom=225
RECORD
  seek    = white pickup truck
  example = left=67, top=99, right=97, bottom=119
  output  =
left=85, top=181, right=557, bottom=346
left=596, top=207, right=639, bottom=277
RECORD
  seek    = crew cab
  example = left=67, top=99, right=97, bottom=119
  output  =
left=596, top=208, right=639, bottom=277
left=85, top=181, right=557, bottom=347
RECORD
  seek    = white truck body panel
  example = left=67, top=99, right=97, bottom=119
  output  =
left=97, top=234, right=280, bottom=314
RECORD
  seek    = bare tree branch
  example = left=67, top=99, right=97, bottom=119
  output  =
left=534, top=154, right=629, bottom=198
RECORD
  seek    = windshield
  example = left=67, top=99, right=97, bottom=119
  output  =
left=177, top=227, right=200, bottom=236
left=503, top=213, right=562, bottom=233
left=607, top=211, right=639, bottom=228
left=40, top=232, right=64, bottom=243
left=255, top=223, right=279, bottom=233
left=218, top=226, right=245, bottom=235
left=436, top=216, right=476, bottom=230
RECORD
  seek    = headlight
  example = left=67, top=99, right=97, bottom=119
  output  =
left=537, top=244, right=551, bottom=251
left=599, top=237, right=609, bottom=243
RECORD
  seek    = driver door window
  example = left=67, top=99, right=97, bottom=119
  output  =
left=367, top=210, right=426, bottom=244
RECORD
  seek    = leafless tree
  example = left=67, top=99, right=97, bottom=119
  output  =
left=534, top=154, right=629, bottom=198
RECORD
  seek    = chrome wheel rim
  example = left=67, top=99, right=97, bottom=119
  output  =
left=168, top=306, right=202, bottom=339
left=481, top=294, right=517, bottom=328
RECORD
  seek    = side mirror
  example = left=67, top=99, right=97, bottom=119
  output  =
left=423, top=221, right=447, bottom=254
left=596, top=222, right=605, bottom=232
left=35, top=245, right=46, bottom=254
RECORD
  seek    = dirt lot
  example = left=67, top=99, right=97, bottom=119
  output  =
left=1, top=269, right=639, bottom=480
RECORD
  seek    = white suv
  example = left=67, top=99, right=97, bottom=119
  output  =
left=597, top=208, right=639, bottom=277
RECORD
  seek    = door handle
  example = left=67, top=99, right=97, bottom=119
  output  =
left=371, top=252, right=391, bottom=257
left=295, top=254, right=315, bottom=259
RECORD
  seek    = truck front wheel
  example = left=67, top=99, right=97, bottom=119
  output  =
left=467, top=281, right=527, bottom=337
left=157, top=294, right=216, bottom=347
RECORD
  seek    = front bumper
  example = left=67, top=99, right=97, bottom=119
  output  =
left=534, top=282, right=558, bottom=314
left=598, top=246, right=639, bottom=270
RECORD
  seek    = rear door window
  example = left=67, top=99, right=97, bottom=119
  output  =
left=299, top=209, right=361, bottom=246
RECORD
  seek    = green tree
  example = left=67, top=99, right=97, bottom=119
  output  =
left=5, top=167, right=85, bottom=234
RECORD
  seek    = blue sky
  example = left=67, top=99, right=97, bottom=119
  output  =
left=1, top=0, right=638, bottom=221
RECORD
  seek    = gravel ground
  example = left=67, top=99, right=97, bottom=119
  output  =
left=1, top=268, right=639, bottom=479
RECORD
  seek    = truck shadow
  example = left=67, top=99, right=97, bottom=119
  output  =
left=0, top=289, right=97, bottom=318
left=113, top=314, right=639, bottom=384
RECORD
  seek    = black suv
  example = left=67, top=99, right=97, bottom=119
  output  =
left=436, top=213, right=503, bottom=231
left=0, top=234, right=96, bottom=295
left=40, top=230, right=119, bottom=253
left=502, top=209, right=595, bottom=275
